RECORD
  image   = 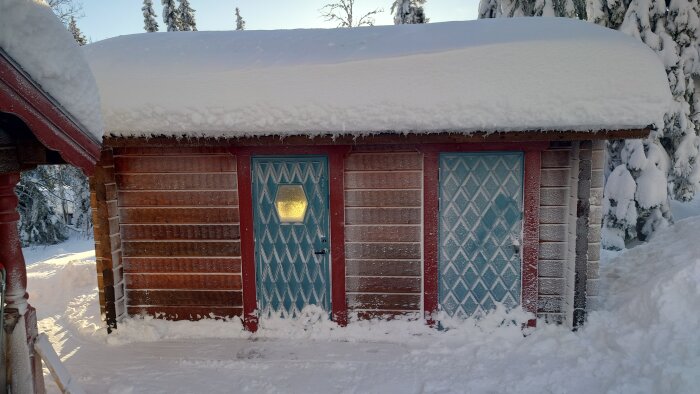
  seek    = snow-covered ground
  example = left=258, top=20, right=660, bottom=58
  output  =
left=25, top=217, right=700, bottom=393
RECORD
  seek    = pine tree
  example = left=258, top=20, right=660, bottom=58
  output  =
left=161, top=0, right=180, bottom=31
left=68, top=16, right=87, bottom=46
left=178, top=0, right=197, bottom=31
left=595, top=0, right=700, bottom=248
left=664, top=0, right=700, bottom=201
left=392, top=0, right=428, bottom=24
left=586, top=0, right=630, bottom=28
left=235, top=7, right=246, bottom=30
left=64, top=166, right=92, bottom=235
left=478, top=0, right=580, bottom=18
left=142, top=0, right=159, bottom=32
left=16, top=168, right=69, bottom=247
left=478, top=0, right=502, bottom=18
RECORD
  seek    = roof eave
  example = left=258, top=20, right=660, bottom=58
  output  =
left=0, top=48, right=101, bottom=175
left=103, top=128, right=650, bottom=148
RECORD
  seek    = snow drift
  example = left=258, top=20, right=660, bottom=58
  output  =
left=83, top=18, right=671, bottom=138
left=26, top=216, right=700, bottom=393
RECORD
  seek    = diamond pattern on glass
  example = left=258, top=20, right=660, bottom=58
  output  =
left=252, top=157, right=330, bottom=318
left=439, top=153, right=523, bottom=318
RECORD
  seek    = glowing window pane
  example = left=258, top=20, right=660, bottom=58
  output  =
left=274, top=185, right=308, bottom=223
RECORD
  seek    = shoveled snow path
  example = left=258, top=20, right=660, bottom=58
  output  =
left=26, top=217, right=700, bottom=393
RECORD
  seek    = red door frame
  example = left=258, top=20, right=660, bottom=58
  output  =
left=232, top=145, right=350, bottom=332
left=418, top=142, right=546, bottom=325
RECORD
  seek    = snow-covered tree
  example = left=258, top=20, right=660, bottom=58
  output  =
left=587, top=0, right=630, bottom=28
left=320, top=0, right=383, bottom=27
left=594, top=0, right=700, bottom=248
left=68, top=15, right=87, bottom=45
left=16, top=165, right=93, bottom=246
left=142, top=0, right=159, bottom=32
left=64, top=166, right=92, bottom=235
left=477, top=0, right=579, bottom=18
left=479, top=0, right=502, bottom=18
left=161, top=0, right=180, bottom=31
left=663, top=0, right=700, bottom=201
left=16, top=168, right=69, bottom=247
left=392, top=0, right=428, bottom=24
left=178, top=0, right=197, bottom=31
left=235, top=7, right=246, bottom=30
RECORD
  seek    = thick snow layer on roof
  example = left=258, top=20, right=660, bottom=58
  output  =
left=84, top=18, right=671, bottom=138
left=0, top=0, right=103, bottom=140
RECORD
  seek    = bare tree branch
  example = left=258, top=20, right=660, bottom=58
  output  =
left=47, top=0, right=84, bottom=24
left=319, top=0, right=383, bottom=28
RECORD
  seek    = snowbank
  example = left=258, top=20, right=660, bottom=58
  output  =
left=27, top=217, right=700, bottom=393
left=84, top=18, right=671, bottom=138
left=0, top=0, right=103, bottom=139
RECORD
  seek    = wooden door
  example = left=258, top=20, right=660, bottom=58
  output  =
left=252, top=156, right=331, bottom=317
left=438, top=152, right=524, bottom=317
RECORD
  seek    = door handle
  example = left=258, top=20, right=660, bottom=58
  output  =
left=314, top=249, right=327, bottom=255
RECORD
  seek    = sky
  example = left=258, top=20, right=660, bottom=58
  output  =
left=78, top=0, right=479, bottom=43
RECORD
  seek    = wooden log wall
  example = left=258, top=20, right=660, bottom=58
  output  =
left=90, top=148, right=125, bottom=329
left=344, top=150, right=423, bottom=319
left=113, top=147, right=242, bottom=320
left=586, top=141, right=605, bottom=311
left=537, top=143, right=574, bottom=323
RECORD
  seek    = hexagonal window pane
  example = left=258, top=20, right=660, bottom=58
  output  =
left=274, top=185, right=308, bottom=223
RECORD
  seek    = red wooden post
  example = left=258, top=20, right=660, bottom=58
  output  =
left=0, top=172, right=45, bottom=392
left=522, top=150, right=542, bottom=327
left=422, top=150, right=440, bottom=323
left=0, top=173, right=27, bottom=311
left=236, top=154, right=258, bottom=332
left=329, top=147, right=348, bottom=326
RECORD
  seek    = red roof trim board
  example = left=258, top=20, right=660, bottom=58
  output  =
left=0, top=49, right=101, bottom=175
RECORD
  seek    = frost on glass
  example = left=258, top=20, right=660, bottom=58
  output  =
left=274, top=185, right=308, bottom=223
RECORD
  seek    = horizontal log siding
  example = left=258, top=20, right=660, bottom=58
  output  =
left=344, top=151, right=423, bottom=317
left=114, top=147, right=242, bottom=321
left=538, top=144, right=573, bottom=323
left=587, top=140, right=605, bottom=311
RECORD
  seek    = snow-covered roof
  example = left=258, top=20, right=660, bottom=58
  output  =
left=0, top=0, right=103, bottom=140
left=84, top=18, right=671, bottom=139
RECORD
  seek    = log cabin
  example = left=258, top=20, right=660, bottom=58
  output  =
left=84, top=18, right=671, bottom=332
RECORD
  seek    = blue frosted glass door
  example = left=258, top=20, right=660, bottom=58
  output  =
left=252, top=156, right=330, bottom=317
left=439, top=152, right=523, bottom=317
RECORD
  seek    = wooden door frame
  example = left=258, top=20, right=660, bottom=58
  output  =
left=232, top=146, right=350, bottom=332
left=418, top=142, right=546, bottom=325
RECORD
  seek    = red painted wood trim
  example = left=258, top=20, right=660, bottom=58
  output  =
left=329, top=148, right=348, bottom=326
left=236, top=153, right=258, bottom=332
left=0, top=53, right=100, bottom=174
left=422, top=151, right=440, bottom=323
left=522, top=150, right=541, bottom=327
left=231, top=145, right=345, bottom=156
left=417, top=142, right=549, bottom=154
